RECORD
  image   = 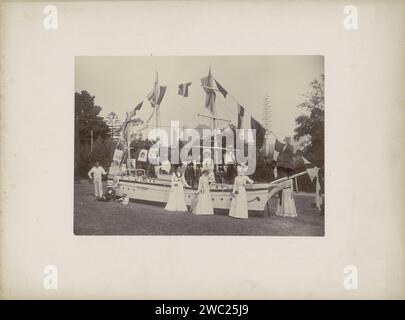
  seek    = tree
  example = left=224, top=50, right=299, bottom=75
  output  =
left=75, top=91, right=110, bottom=145
left=294, top=75, right=324, bottom=168
left=75, top=90, right=110, bottom=177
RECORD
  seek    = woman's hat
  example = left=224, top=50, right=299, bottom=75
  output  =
left=201, top=168, right=209, bottom=174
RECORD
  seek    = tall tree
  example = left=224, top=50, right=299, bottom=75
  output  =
left=294, top=75, right=324, bottom=168
left=75, top=90, right=110, bottom=146
left=75, top=90, right=110, bottom=177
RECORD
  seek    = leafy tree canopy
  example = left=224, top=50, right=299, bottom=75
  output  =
left=294, top=75, right=324, bottom=168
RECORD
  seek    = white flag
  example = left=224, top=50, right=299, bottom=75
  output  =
left=113, top=149, right=124, bottom=163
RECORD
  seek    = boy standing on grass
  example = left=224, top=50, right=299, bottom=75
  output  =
left=88, top=161, right=107, bottom=198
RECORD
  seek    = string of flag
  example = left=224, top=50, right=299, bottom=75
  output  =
left=119, top=69, right=310, bottom=166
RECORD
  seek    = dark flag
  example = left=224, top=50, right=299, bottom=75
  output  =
left=147, top=85, right=167, bottom=107
left=214, top=80, right=228, bottom=98
left=178, top=82, right=192, bottom=97
left=274, top=139, right=285, bottom=152
left=156, top=86, right=167, bottom=105
left=129, top=101, right=143, bottom=118
left=146, top=72, right=167, bottom=108
left=200, top=68, right=216, bottom=112
left=251, top=117, right=265, bottom=148
left=285, top=143, right=294, bottom=154
left=237, top=104, right=245, bottom=129
left=134, top=101, right=143, bottom=112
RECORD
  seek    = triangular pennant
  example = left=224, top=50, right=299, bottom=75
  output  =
left=129, top=101, right=143, bottom=119
left=274, top=139, right=285, bottom=152
left=214, top=79, right=228, bottom=98
left=251, top=117, right=265, bottom=148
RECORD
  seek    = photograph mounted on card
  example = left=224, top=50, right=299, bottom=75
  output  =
left=75, top=56, right=325, bottom=236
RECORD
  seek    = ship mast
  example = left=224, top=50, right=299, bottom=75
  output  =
left=154, top=71, right=160, bottom=130
left=262, top=93, right=272, bottom=156
left=154, top=71, right=161, bottom=168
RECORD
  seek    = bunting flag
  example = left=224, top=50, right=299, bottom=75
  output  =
left=236, top=103, right=253, bottom=143
left=307, top=167, right=322, bottom=211
left=147, top=72, right=167, bottom=108
left=273, top=150, right=280, bottom=161
left=112, top=149, right=124, bottom=163
left=285, top=143, right=294, bottom=154
left=178, top=82, right=192, bottom=97
left=306, top=167, right=319, bottom=182
left=274, top=139, right=285, bottom=153
left=214, top=80, right=228, bottom=98
left=147, top=86, right=167, bottom=107
left=128, top=101, right=143, bottom=119
left=134, top=100, right=143, bottom=112
left=236, top=102, right=265, bottom=147
left=251, top=117, right=265, bottom=148
left=237, top=104, right=245, bottom=129
left=200, top=68, right=216, bottom=112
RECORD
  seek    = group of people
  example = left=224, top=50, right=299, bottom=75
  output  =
left=164, top=164, right=296, bottom=219
left=87, top=160, right=298, bottom=219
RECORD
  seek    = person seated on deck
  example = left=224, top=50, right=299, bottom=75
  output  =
left=225, top=162, right=237, bottom=184
left=194, top=164, right=202, bottom=185
left=184, top=158, right=196, bottom=187
left=216, top=164, right=226, bottom=184
left=146, top=162, right=157, bottom=178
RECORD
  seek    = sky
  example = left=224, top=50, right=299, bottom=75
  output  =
left=75, top=56, right=324, bottom=139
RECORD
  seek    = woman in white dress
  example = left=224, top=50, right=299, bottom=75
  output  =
left=229, top=167, right=254, bottom=219
left=165, top=166, right=191, bottom=212
left=193, top=169, right=214, bottom=215
left=275, top=179, right=297, bottom=217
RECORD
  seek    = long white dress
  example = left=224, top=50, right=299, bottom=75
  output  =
left=193, top=176, right=214, bottom=215
left=275, top=179, right=297, bottom=217
left=165, top=173, right=189, bottom=212
left=229, top=175, right=254, bottom=219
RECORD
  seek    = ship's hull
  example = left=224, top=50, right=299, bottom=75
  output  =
left=109, top=175, right=275, bottom=213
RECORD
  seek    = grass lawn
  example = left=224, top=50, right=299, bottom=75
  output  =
left=74, top=181, right=324, bottom=236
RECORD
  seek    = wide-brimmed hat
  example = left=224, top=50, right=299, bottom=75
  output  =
left=201, top=168, right=210, bottom=174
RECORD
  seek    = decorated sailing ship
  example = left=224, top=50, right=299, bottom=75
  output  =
left=107, top=68, right=320, bottom=214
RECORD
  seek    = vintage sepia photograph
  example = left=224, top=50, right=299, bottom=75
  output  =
left=2, top=0, right=404, bottom=302
left=74, top=56, right=325, bottom=236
